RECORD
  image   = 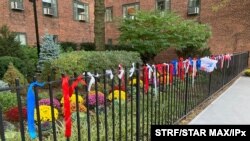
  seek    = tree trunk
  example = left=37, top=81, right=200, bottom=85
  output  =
left=94, top=0, right=105, bottom=51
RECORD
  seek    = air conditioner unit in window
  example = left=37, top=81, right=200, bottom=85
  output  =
left=44, top=7, right=54, bottom=16
left=188, top=7, right=199, bottom=15
left=79, top=14, right=87, bottom=22
left=11, top=1, right=23, bottom=10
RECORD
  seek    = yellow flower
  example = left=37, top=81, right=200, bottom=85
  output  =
left=129, top=78, right=143, bottom=87
left=108, top=90, right=126, bottom=101
left=61, top=94, right=84, bottom=104
left=34, top=105, right=59, bottom=122
left=160, top=74, right=170, bottom=84
left=62, top=103, right=87, bottom=114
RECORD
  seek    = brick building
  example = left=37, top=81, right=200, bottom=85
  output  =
left=1, top=0, right=249, bottom=64
left=105, top=0, right=250, bottom=63
left=0, top=0, right=95, bottom=45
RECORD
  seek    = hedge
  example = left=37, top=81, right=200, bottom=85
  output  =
left=0, top=56, right=26, bottom=79
left=41, top=51, right=142, bottom=80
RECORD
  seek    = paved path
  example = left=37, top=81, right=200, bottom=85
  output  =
left=190, top=76, right=250, bottom=124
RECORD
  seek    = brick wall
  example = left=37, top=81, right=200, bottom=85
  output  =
left=200, top=0, right=250, bottom=66
left=105, top=0, right=250, bottom=65
left=0, top=0, right=94, bottom=45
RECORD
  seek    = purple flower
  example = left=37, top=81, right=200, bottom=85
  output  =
left=39, top=98, right=61, bottom=110
left=88, top=91, right=105, bottom=106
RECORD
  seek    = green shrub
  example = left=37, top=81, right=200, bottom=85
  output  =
left=80, top=42, right=95, bottom=51
left=0, top=56, right=27, bottom=79
left=42, top=51, right=142, bottom=80
left=0, top=91, right=18, bottom=112
left=0, top=25, right=23, bottom=58
left=60, top=42, right=78, bottom=52
left=20, top=47, right=38, bottom=79
left=119, top=11, right=211, bottom=62
left=3, top=63, right=27, bottom=87
left=245, top=69, right=250, bottom=76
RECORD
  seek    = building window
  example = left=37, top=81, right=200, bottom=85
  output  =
left=42, top=0, right=58, bottom=17
left=105, top=7, right=113, bottom=22
left=156, top=0, right=170, bottom=11
left=10, top=0, right=24, bottom=11
left=188, top=0, right=200, bottom=15
left=123, top=3, right=140, bottom=19
left=15, top=33, right=27, bottom=45
left=73, top=1, right=89, bottom=22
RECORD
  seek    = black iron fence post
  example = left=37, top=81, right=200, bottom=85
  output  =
left=136, top=63, right=140, bottom=141
left=73, top=73, right=81, bottom=141
left=48, top=75, right=57, bottom=141
left=15, top=79, right=25, bottom=141
left=32, top=0, right=40, bottom=57
left=184, top=73, right=189, bottom=115
left=247, top=51, right=249, bottom=68
left=222, top=62, right=226, bottom=87
left=0, top=106, right=5, bottom=141
left=208, top=73, right=212, bottom=96
left=33, top=77, right=42, bottom=141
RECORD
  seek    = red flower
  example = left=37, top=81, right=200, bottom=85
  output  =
left=109, top=85, right=126, bottom=93
left=5, top=107, right=27, bottom=122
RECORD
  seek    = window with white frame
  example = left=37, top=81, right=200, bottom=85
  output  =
left=42, top=0, right=58, bottom=16
left=156, top=0, right=170, bottom=11
left=73, top=1, right=89, bottom=22
left=123, top=3, right=139, bottom=19
left=10, top=0, right=24, bottom=10
left=105, top=7, right=113, bottom=22
left=15, top=33, right=27, bottom=45
left=188, top=0, right=200, bottom=15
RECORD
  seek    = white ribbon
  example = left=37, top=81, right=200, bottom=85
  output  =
left=220, top=55, right=224, bottom=69
left=152, top=65, right=157, bottom=96
left=175, top=62, right=178, bottom=75
left=82, top=72, right=95, bottom=92
left=192, top=60, right=197, bottom=86
left=225, top=54, right=232, bottom=68
left=129, top=63, right=135, bottom=77
left=106, top=70, right=114, bottom=79
left=146, top=64, right=153, bottom=79
left=118, top=64, right=124, bottom=79
left=183, top=59, right=190, bottom=73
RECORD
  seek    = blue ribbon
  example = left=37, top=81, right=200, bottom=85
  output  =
left=171, top=60, right=178, bottom=75
left=27, top=81, right=45, bottom=139
left=197, top=58, right=201, bottom=70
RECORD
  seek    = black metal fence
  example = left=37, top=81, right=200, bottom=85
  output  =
left=0, top=52, right=249, bottom=141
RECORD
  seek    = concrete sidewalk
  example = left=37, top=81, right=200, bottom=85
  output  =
left=190, top=76, right=250, bottom=125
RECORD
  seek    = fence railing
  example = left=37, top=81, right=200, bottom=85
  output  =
left=0, top=52, right=249, bottom=141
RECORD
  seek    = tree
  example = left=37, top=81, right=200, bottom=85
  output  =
left=3, top=63, right=27, bottom=87
left=37, top=34, right=60, bottom=71
left=94, top=0, right=105, bottom=51
left=0, top=25, right=23, bottom=57
left=119, top=11, right=211, bottom=62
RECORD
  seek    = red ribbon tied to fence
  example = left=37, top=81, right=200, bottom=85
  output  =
left=62, top=76, right=72, bottom=138
left=178, top=58, right=185, bottom=80
left=169, top=64, right=174, bottom=84
left=143, top=66, right=149, bottom=93
left=62, top=75, right=86, bottom=138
